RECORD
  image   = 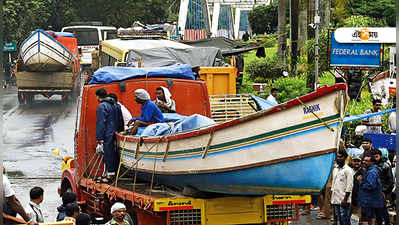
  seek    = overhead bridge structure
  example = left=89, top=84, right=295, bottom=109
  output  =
left=179, top=0, right=271, bottom=40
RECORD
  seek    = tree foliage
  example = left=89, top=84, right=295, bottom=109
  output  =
left=3, top=0, right=176, bottom=44
left=248, top=4, right=278, bottom=35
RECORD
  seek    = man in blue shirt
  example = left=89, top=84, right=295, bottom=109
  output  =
left=128, top=89, right=164, bottom=135
left=358, top=154, right=384, bottom=225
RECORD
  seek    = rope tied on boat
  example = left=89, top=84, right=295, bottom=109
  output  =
left=115, top=136, right=128, bottom=187
left=149, top=138, right=161, bottom=196
left=296, top=97, right=334, bottom=132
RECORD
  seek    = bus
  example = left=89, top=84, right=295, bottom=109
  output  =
left=61, top=24, right=117, bottom=67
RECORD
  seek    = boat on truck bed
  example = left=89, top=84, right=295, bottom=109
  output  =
left=81, top=65, right=347, bottom=196
left=20, top=29, right=74, bottom=72
left=16, top=31, right=81, bottom=104
left=61, top=64, right=317, bottom=224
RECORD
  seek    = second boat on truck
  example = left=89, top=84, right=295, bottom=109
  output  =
left=16, top=30, right=80, bottom=104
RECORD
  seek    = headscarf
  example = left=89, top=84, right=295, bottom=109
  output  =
left=111, top=202, right=126, bottom=214
left=134, top=89, right=150, bottom=101
left=156, top=86, right=173, bottom=108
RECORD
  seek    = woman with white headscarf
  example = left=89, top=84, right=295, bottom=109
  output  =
left=154, top=86, right=176, bottom=113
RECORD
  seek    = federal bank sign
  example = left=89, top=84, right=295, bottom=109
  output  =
left=330, top=32, right=381, bottom=67
left=334, top=27, right=395, bottom=43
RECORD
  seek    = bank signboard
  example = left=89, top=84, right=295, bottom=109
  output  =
left=334, top=27, right=395, bottom=43
left=330, top=32, right=381, bottom=67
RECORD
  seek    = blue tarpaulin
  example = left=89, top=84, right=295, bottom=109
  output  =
left=88, top=64, right=195, bottom=84
left=250, top=95, right=277, bottom=110
left=139, top=114, right=216, bottom=136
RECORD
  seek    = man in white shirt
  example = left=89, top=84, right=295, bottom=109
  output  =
left=108, top=93, right=133, bottom=130
left=3, top=168, right=38, bottom=225
left=266, top=88, right=278, bottom=105
left=25, top=187, right=44, bottom=223
left=362, top=99, right=383, bottom=134
left=330, top=151, right=354, bottom=225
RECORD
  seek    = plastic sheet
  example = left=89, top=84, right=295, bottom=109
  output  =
left=88, top=64, right=195, bottom=84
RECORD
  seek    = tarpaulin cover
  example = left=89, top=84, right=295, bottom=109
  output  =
left=343, top=108, right=395, bottom=123
left=88, top=64, right=195, bottom=84
left=55, top=32, right=74, bottom=38
left=182, top=37, right=261, bottom=56
left=139, top=114, right=216, bottom=136
left=126, top=47, right=226, bottom=67
left=250, top=95, right=277, bottom=110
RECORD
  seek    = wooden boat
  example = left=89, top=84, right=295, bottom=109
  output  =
left=20, top=29, right=73, bottom=72
left=116, top=84, right=347, bottom=195
left=369, top=71, right=396, bottom=107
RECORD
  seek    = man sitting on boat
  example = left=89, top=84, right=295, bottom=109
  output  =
left=127, top=89, right=165, bottom=135
left=154, top=86, right=176, bottom=113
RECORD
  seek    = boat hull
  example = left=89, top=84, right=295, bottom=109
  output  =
left=126, top=152, right=335, bottom=195
left=20, top=29, right=73, bottom=72
left=117, top=84, right=346, bottom=195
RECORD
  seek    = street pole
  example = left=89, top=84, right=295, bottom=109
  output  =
left=314, top=0, right=320, bottom=90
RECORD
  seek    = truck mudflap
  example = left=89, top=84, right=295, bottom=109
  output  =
left=153, top=195, right=311, bottom=225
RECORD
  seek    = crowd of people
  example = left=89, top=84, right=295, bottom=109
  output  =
left=302, top=98, right=396, bottom=225
left=2, top=170, right=133, bottom=225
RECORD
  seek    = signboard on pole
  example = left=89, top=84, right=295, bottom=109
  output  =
left=330, top=32, right=381, bottom=67
left=3, top=42, right=17, bottom=52
left=334, top=27, right=396, bottom=43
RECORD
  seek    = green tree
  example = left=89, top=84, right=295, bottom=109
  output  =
left=346, top=0, right=395, bottom=26
left=248, top=4, right=278, bottom=34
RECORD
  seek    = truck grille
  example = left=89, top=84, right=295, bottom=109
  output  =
left=169, top=209, right=201, bottom=225
left=266, top=204, right=298, bottom=221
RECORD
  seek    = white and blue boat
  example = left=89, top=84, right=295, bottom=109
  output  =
left=116, top=84, right=347, bottom=195
left=20, top=29, right=73, bottom=72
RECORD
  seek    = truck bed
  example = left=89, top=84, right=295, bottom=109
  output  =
left=16, top=71, right=75, bottom=88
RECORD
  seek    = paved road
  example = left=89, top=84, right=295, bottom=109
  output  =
left=3, top=86, right=78, bottom=222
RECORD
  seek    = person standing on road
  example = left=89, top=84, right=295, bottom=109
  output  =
left=25, top=187, right=45, bottom=223
left=105, top=202, right=134, bottom=225
left=359, top=138, right=374, bottom=159
left=95, top=88, right=121, bottom=183
left=2, top=167, right=38, bottom=225
left=350, top=155, right=363, bottom=220
left=358, top=154, right=384, bottom=225
left=63, top=202, right=80, bottom=224
left=76, top=213, right=91, bottom=225
left=330, top=150, right=354, bottom=225
left=362, top=99, right=383, bottom=134
left=56, top=191, right=77, bottom=221
left=373, top=149, right=394, bottom=225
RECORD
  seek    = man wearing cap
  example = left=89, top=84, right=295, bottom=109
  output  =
left=106, top=202, right=134, bottom=225
left=127, top=89, right=165, bottom=135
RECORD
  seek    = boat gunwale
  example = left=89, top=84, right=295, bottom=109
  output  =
left=115, top=83, right=347, bottom=143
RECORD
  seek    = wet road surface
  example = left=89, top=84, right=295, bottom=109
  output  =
left=3, top=86, right=77, bottom=221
